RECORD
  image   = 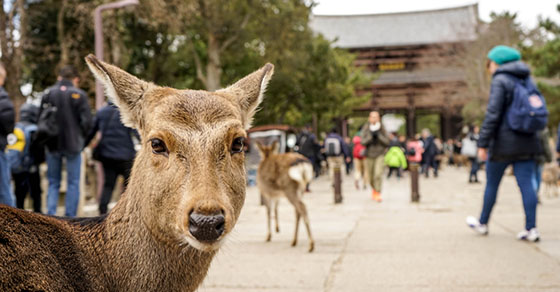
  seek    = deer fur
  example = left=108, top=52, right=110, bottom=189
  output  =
left=0, top=55, right=274, bottom=291
left=256, top=141, right=315, bottom=252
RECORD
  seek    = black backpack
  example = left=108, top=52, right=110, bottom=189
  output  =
left=37, top=101, right=59, bottom=144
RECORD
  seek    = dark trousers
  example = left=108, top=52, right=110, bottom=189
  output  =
left=13, top=171, right=42, bottom=213
left=100, top=158, right=133, bottom=214
left=468, top=157, right=480, bottom=182
left=387, top=167, right=402, bottom=178
left=421, top=157, right=438, bottom=177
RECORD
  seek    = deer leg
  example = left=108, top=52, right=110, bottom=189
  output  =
left=263, top=195, right=272, bottom=242
left=274, top=200, right=280, bottom=233
left=292, top=208, right=300, bottom=247
left=295, top=199, right=314, bottom=252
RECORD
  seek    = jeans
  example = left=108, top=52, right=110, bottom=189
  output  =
left=0, top=150, right=14, bottom=207
left=532, top=163, right=543, bottom=194
left=100, top=158, right=132, bottom=214
left=479, top=159, right=538, bottom=230
left=46, top=151, right=82, bottom=216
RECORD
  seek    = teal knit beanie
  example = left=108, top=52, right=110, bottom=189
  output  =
left=487, top=45, right=521, bottom=65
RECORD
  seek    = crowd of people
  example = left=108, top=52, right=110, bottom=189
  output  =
left=0, top=44, right=558, bottom=244
left=294, top=110, right=485, bottom=202
left=0, top=65, right=137, bottom=216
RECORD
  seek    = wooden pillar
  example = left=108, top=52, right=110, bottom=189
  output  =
left=407, top=108, right=416, bottom=138
left=440, top=107, right=453, bottom=140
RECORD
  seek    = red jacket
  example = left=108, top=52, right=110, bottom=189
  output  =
left=352, top=135, right=365, bottom=159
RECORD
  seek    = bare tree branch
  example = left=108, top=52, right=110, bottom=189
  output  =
left=220, top=13, right=250, bottom=52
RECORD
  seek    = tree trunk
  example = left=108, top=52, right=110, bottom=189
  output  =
left=205, top=33, right=222, bottom=91
left=0, top=0, right=25, bottom=115
left=58, top=0, right=69, bottom=65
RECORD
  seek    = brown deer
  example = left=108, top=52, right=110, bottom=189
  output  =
left=0, top=55, right=273, bottom=291
left=256, top=141, right=315, bottom=252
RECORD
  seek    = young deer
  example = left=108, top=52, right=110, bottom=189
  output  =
left=0, top=55, right=273, bottom=291
left=256, top=141, right=315, bottom=252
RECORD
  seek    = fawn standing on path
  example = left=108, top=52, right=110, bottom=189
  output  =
left=0, top=55, right=274, bottom=292
left=256, top=141, right=315, bottom=252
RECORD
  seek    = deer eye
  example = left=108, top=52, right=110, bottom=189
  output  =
left=150, top=138, right=168, bottom=156
left=231, top=137, right=245, bottom=154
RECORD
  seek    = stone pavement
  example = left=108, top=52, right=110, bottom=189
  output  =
left=198, top=166, right=560, bottom=292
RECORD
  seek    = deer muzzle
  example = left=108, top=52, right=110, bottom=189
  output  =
left=188, top=211, right=226, bottom=242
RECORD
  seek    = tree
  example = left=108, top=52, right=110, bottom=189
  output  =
left=456, top=12, right=524, bottom=125
left=0, top=0, right=27, bottom=109
left=524, top=4, right=560, bottom=128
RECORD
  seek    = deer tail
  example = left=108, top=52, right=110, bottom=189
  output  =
left=288, top=160, right=313, bottom=190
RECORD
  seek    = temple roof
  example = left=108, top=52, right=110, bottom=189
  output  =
left=310, top=4, right=478, bottom=48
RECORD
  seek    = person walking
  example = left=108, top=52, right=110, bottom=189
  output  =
left=344, top=136, right=353, bottom=175
left=463, top=126, right=481, bottom=183
left=40, top=65, right=92, bottom=216
left=467, top=45, right=546, bottom=242
left=6, top=104, right=43, bottom=212
left=324, top=128, right=350, bottom=184
left=86, top=102, right=137, bottom=215
left=420, top=129, right=438, bottom=178
left=361, top=111, right=390, bottom=202
left=0, top=63, right=15, bottom=207
left=352, top=132, right=367, bottom=189
left=296, top=125, right=321, bottom=178
left=385, top=144, right=407, bottom=179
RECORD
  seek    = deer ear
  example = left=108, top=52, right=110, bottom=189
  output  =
left=271, top=140, right=279, bottom=153
left=85, top=54, right=151, bottom=129
left=219, top=63, right=274, bottom=128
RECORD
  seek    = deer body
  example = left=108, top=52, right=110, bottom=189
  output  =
left=0, top=55, right=274, bottom=291
left=256, top=142, right=314, bottom=252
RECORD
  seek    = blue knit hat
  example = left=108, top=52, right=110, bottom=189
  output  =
left=487, top=45, right=521, bottom=65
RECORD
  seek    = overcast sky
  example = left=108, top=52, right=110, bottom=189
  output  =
left=313, top=0, right=560, bottom=29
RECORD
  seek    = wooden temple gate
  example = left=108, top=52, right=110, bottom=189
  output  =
left=311, top=4, right=479, bottom=139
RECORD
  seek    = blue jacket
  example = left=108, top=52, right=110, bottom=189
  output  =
left=86, top=104, right=138, bottom=161
left=477, top=61, right=541, bottom=161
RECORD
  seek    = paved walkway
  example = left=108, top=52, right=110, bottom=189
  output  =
left=198, top=166, right=560, bottom=292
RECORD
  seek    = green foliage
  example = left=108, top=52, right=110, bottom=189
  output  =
left=257, top=35, right=372, bottom=133
left=538, top=82, right=560, bottom=128
left=524, top=5, right=560, bottom=129
left=417, top=114, right=440, bottom=138
left=21, top=0, right=369, bottom=131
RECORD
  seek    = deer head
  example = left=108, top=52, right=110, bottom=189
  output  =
left=86, top=55, right=273, bottom=252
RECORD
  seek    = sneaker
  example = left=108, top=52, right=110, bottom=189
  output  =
left=466, top=216, right=488, bottom=235
left=372, top=190, right=382, bottom=202
left=517, top=228, right=540, bottom=242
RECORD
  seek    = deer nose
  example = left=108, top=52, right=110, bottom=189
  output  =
left=188, top=212, right=225, bottom=242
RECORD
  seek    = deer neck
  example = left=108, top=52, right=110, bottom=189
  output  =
left=87, top=189, right=216, bottom=291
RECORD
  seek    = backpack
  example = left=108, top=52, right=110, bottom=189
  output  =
left=296, top=132, right=314, bottom=157
left=505, top=76, right=548, bottom=133
left=324, top=137, right=342, bottom=156
left=37, top=99, right=59, bottom=143
left=6, top=122, right=38, bottom=174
